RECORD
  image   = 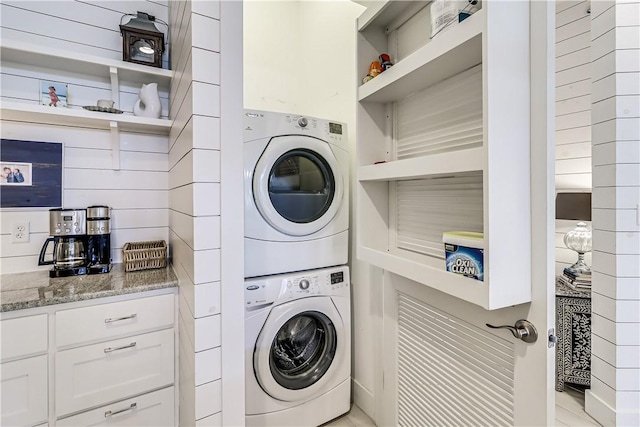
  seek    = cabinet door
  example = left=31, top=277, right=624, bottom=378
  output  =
left=1, top=355, right=48, bottom=427
left=56, top=293, right=174, bottom=348
left=56, top=387, right=174, bottom=427
left=55, top=329, right=174, bottom=416
left=1, top=314, right=48, bottom=361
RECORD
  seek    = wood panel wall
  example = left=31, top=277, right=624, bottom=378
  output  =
left=0, top=1, right=170, bottom=274
left=555, top=0, right=593, bottom=276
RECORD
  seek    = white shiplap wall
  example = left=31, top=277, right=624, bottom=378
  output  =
left=555, top=0, right=593, bottom=276
left=586, top=1, right=640, bottom=425
left=169, top=1, right=244, bottom=425
left=0, top=1, right=170, bottom=274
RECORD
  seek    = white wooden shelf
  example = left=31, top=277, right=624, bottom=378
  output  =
left=358, top=147, right=483, bottom=181
left=0, top=40, right=173, bottom=170
left=0, top=40, right=172, bottom=86
left=358, top=1, right=431, bottom=32
left=358, top=9, right=483, bottom=103
left=0, top=101, right=171, bottom=135
left=358, top=246, right=501, bottom=309
left=356, top=2, right=532, bottom=310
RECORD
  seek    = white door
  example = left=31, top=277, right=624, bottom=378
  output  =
left=253, top=136, right=344, bottom=236
left=254, top=297, right=347, bottom=402
left=370, top=3, right=556, bottom=426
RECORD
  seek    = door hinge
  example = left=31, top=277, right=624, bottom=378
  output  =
left=548, top=328, right=557, bottom=348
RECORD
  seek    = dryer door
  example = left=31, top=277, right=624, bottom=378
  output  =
left=254, top=296, right=346, bottom=402
left=253, top=136, right=344, bottom=236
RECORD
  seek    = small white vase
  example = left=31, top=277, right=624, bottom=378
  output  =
left=133, top=83, right=161, bottom=119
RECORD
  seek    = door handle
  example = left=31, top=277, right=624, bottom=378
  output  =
left=486, top=319, right=538, bottom=343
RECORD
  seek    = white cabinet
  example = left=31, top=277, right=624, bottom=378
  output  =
left=56, top=329, right=174, bottom=416
left=1, top=314, right=48, bottom=361
left=0, top=355, right=48, bottom=427
left=56, top=387, right=174, bottom=427
left=356, top=1, right=531, bottom=309
left=54, top=293, right=176, bottom=422
left=0, top=289, right=176, bottom=426
left=0, top=314, right=49, bottom=427
left=56, top=293, right=175, bottom=348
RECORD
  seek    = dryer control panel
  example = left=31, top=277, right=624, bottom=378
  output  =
left=244, top=266, right=350, bottom=308
left=243, top=109, right=347, bottom=150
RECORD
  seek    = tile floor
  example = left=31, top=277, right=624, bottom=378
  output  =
left=323, top=387, right=601, bottom=427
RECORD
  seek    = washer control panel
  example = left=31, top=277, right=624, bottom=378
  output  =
left=244, top=266, right=350, bottom=308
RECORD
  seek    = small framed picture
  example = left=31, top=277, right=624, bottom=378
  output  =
left=40, top=80, right=68, bottom=108
left=1, top=162, right=32, bottom=186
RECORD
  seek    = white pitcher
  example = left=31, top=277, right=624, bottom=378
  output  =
left=133, top=83, right=161, bottom=119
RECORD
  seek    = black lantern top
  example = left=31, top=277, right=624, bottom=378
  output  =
left=120, top=11, right=165, bottom=68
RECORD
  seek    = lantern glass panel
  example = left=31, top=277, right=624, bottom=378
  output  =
left=130, top=38, right=156, bottom=63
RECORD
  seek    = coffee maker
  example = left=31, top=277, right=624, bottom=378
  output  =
left=86, top=205, right=112, bottom=274
left=39, top=208, right=88, bottom=277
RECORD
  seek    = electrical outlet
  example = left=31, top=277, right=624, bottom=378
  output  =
left=12, top=222, right=30, bottom=243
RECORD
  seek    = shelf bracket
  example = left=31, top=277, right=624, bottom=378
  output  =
left=109, top=66, right=120, bottom=109
left=109, top=121, right=120, bottom=170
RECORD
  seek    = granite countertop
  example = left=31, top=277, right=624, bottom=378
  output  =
left=0, top=264, right=178, bottom=312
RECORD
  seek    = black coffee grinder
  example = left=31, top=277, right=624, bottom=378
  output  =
left=86, top=205, right=112, bottom=274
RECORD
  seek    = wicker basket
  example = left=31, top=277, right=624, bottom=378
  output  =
left=122, top=240, right=167, bottom=272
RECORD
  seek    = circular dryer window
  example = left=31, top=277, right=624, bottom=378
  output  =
left=268, top=149, right=335, bottom=224
left=269, top=311, right=337, bottom=390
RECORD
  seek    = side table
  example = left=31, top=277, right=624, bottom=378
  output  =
left=555, top=278, right=592, bottom=392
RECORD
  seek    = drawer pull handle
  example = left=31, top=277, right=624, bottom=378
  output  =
left=104, top=313, right=137, bottom=323
left=104, top=342, right=137, bottom=353
left=105, top=402, right=137, bottom=417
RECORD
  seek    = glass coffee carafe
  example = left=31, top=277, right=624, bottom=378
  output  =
left=38, top=208, right=89, bottom=277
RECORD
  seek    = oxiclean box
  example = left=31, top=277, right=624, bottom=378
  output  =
left=443, top=231, right=484, bottom=281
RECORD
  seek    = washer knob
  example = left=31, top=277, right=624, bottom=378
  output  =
left=299, top=279, right=310, bottom=290
left=298, top=117, right=308, bottom=128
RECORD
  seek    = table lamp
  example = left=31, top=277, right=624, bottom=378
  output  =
left=556, top=192, right=592, bottom=275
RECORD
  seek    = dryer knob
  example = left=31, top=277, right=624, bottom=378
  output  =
left=299, top=279, right=310, bottom=290
left=298, top=117, right=308, bottom=128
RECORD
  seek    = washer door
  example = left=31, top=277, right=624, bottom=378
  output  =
left=253, top=136, right=344, bottom=236
left=254, top=297, right=345, bottom=402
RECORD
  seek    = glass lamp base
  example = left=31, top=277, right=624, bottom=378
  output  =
left=566, top=252, right=591, bottom=276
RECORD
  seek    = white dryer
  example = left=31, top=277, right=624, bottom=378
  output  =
left=244, top=110, right=349, bottom=278
left=245, top=266, right=351, bottom=427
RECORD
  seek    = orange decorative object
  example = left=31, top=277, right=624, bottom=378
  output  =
left=369, top=61, right=382, bottom=77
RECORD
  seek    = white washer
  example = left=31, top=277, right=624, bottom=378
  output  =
left=245, top=266, right=351, bottom=427
left=244, top=110, right=349, bottom=278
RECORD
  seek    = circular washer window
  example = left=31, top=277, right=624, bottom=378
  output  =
left=268, top=149, right=335, bottom=224
left=269, top=311, right=337, bottom=390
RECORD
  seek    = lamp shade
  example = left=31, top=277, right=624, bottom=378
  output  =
left=555, top=192, right=591, bottom=221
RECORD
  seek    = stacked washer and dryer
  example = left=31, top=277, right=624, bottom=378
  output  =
left=243, top=110, right=351, bottom=427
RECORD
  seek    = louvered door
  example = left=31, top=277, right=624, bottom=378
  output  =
left=357, top=1, right=555, bottom=426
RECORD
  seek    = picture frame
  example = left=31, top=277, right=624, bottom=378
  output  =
left=1, top=162, right=33, bottom=186
left=40, top=80, right=68, bottom=108
left=0, top=139, right=63, bottom=209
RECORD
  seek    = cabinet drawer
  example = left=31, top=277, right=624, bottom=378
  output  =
left=55, top=328, right=174, bottom=416
left=57, top=386, right=174, bottom=427
left=1, top=355, right=48, bottom=427
left=1, top=314, right=47, bottom=361
left=56, top=293, right=174, bottom=347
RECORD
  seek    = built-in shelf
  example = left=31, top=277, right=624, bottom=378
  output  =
left=0, top=102, right=171, bottom=135
left=358, top=9, right=483, bottom=103
left=358, top=247, right=500, bottom=309
left=0, top=40, right=172, bottom=86
left=356, top=2, right=532, bottom=310
left=358, top=0, right=431, bottom=32
left=358, top=147, right=483, bottom=181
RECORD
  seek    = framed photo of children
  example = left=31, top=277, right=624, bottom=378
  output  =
left=40, top=80, right=68, bottom=108
left=0, top=139, right=63, bottom=209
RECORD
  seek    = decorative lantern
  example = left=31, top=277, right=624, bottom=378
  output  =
left=120, top=12, right=165, bottom=68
